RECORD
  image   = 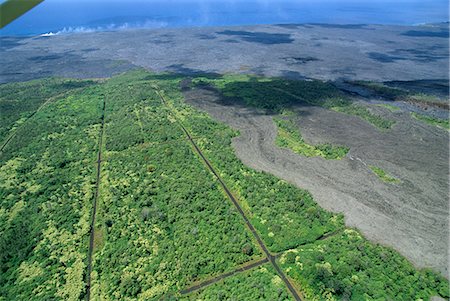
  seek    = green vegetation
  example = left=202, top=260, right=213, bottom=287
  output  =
left=411, top=112, right=450, bottom=130
left=157, top=72, right=447, bottom=300
left=279, top=229, right=449, bottom=301
left=0, top=78, right=96, bottom=142
left=406, top=93, right=446, bottom=106
left=1, top=70, right=447, bottom=301
left=194, top=75, right=395, bottom=130
left=369, top=166, right=400, bottom=183
left=353, top=81, right=449, bottom=109
left=0, top=83, right=103, bottom=300
left=154, top=76, right=345, bottom=253
left=90, top=71, right=261, bottom=300
left=352, top=81, right=407, bottom=99
left=180, top=264, right=293, bottom=301
left=375, top=103, right=400, bottom=112
left=274, top=117, right=349, bottom=159
left=193, top=74, right=341, bottom=113
left=328, top=99, right=395, bottom=130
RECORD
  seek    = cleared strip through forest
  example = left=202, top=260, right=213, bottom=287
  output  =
left=85, top=95, right=106, bottom=301
left=182, top=225, right=344, bottom=293
left=0, top=89, right=79, bottom=154
left=154, top=89, right=304, bottom=301
left=180, top=258, right=269, bottom=295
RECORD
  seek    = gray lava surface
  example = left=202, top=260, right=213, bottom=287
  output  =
left=183, top=85, right=449, bottom=277
left=1, top=23, right=449, bottom=83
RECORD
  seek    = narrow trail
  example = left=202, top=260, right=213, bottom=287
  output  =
left=85, top=96, right=106, bottom=301
left=181, top=229, right=344, bottom=295
left=0, top=89, right=76, bottom=154
left=154, top=89, right=304, bottom=301
left=180, top=258, right=269, bottom=295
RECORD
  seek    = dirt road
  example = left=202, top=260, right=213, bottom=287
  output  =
left=183, top=85, right=449, bottom=277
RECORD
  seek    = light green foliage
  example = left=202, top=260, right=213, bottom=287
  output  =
left=1, top=71, right=447, bottom=301
left=353, top=81, right=407, bottom=99
left=369, top=166, right=400, bottom=183
left=375, top=103, right=400, bottom=111
left=0, top=84, right=103, bottom=300
left=274, top=117, right=349, bottom=159
left=329, top=101, right=395, bottom=130
left=411, top=112, right=450, bottom=130
left=91, top=72, right=261, bottom=300
left=0, top=78, right=96, bottom=141
left=180, top=264, right=294, bottom=301
left=165, top=76, right=345, bottom=253
left=279, top=229, right=449, bottom=301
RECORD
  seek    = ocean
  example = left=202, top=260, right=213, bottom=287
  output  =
left=1, top=0, right=449, bottom=36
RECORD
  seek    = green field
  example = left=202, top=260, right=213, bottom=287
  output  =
left=0, top=70, right=447, bottom=301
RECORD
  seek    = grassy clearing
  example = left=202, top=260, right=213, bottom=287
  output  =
left=369, top=166, right=400, bottom=183
left=376, top=103, right=400, bottom=112
left=411, top=112, right=450, bottom=130
left=274, top=117, right=349, bottom=160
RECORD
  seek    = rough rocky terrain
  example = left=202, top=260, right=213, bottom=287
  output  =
left=183, top=85, right=449, bottom=277
left=1, top=23, right=448, bottom=83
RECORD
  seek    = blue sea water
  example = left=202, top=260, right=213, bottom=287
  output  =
left=1, top=0, right=449, bottom=36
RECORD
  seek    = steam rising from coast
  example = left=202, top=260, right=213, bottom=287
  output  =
left=41, top=19, right=168, bottom=36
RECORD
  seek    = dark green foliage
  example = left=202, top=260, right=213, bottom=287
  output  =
left=91, top=71, right=261, bottom=300
left=0, top=78, right=96, bottom=141
left=162, top=77, right=345, bottom=253
left=279, top=229, right=449, bottom=300
left=0, top=84, right=103, bottom=300
left=193, top=75, right=395, bottom=129
left=352, top=81, right=408, bottom=99
left=194, top=75, right=341, bottom=113
left=1, top=71, right=447, bottom=301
